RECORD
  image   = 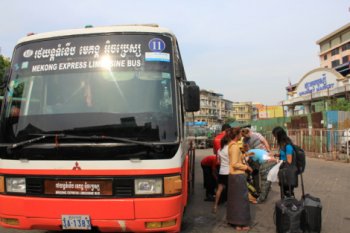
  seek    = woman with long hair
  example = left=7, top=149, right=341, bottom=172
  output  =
left=212, top=127, right=231, bottom=213
left=226, top=127, right=252, bottom=231
left=272, top=126, right=297, bottom=197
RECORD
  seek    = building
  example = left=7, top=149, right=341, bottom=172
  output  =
left=189, top=89, right=233, bottom=127
left=283, top=23, right=350, bottom=116
left=232, top=101, right=252, bottom=124
left=253, top=103, right=284, bottom=119
left=317, top=22, right=350, bottom=76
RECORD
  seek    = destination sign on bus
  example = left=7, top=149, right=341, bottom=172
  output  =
left=13, top=34, right=172, bottom=75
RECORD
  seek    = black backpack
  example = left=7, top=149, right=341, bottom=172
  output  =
left=291, top=144, right=306, bottom=174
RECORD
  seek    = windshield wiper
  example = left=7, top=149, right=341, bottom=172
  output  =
left=7, top=133, right=168, bottom=152
left=7, top=134, right=60, bottom=152
left=88, top=135, right=162, bottom=148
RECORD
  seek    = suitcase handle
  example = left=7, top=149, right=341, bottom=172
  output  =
left=300, top=172, right=305, bottom=199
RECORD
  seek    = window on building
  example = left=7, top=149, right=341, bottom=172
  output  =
left=342, top=56, right=349, bottom=64
left=331, top=48, right=339, bottom=56
left=341, top=43, right=350, bottom=51
left=323, top=54, right=327, bottom=60
left=331, top=59, right=340, bottom=68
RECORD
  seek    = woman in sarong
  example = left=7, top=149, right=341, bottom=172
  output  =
left=226, top=127, right=253, bottom=231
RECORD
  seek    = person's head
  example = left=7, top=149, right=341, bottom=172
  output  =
left=272, top=126, right=284, bottom=137
left=272, top=126, right=292, bottom=147
left=221, top=123, right=231, bottom=132
left=225, top=127, right=241, bottom=141
left=241, top=128, right=251, bottom=138
left=10, top=106, right=20, bottom=117
left=242, top=143, right=250, bottom=152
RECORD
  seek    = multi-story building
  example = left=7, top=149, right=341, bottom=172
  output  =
left=188, top=89, right=233, bottom=127
left=232, top=101, right=252, bottom=124
left=317, top=22, right=350, bottom=76
left=282, top=23, right=350, bottom=116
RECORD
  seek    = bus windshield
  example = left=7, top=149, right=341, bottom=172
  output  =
left=2, top=34, right=177, bottom=143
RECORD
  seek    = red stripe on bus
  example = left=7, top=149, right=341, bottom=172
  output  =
left=0, top=168, right=181, bottom=176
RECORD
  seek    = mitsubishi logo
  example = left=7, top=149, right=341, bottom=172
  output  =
left=72, top=162, right=82, bottom=170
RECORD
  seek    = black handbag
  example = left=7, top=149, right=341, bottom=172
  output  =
left=278, top=162, right=298, bottom=187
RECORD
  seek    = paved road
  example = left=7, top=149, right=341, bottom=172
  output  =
left=2, top=148, right=350, bottom=233
left=181, top=148, right=350, bottom=233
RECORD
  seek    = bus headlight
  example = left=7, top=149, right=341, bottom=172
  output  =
left=6, top=177, right=26, bottom=193
left=135, top=178, right=162, bottom=195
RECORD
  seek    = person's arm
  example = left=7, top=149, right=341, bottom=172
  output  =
left=229, top=144, right=251, bottom=172
left=256, top=133, right=271, bottom=151
left=261, top=137, right=271, bottom=152
left=245, top=151, right=255, bottom=157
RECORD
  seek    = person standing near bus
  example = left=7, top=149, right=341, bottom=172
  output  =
left=227, top=127, right=252, bottom=231
left=212, top=124, right=231, bottom=208
left=212, top=127, right=231, bottom=213
left=201, top=155, right=218, bottom=201
left=213, top=124, right=231, bottom=156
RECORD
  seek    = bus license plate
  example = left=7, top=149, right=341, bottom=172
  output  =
left=61, top=215, right=91, bottom=230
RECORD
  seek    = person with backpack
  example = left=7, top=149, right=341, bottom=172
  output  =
left=272, top=126, right=298, bottom=198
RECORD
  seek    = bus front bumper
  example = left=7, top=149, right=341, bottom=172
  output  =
left=0, top=195, right=183, bottom=232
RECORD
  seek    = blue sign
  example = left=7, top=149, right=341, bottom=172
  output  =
left=298, top=73, right=335, bottom=96
left=148, top=38, right=166, bottom=52
left=186, top=122, right=208, bottom=126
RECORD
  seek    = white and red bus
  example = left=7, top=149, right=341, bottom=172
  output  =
left=0, top=24, right=199, bottom=232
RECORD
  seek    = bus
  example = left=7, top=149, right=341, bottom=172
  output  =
left=0, top=24, right=199, bottom=232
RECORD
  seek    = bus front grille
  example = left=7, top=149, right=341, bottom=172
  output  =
left=25, top=177, right=134, bottom=198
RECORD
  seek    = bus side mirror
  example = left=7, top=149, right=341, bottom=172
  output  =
left=184, top=81, right=200, bottom=112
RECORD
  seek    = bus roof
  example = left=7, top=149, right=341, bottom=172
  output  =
left=17, top=24, right=175, bottom=44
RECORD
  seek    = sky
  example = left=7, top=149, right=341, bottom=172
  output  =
left=0, top=0, right=349, bottom=105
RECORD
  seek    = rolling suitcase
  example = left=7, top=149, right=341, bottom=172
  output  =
left=275, top=176, right=303, bottom=233
left=275, top=197, right=304, bottom=233
left=300, top=174, right=322, bottom=233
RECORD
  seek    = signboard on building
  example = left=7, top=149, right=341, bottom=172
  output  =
left=254, top=104, right=283, bottom=119
left=258, top=106, right=284, bottom=118
left=295, top=69, right=341, bottom=97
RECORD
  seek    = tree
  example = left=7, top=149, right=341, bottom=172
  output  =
left=0, top=55, right=10, bottom=96
left=225, top=117, right=236, bottom=124
left=328, top=98, right=350, bottom=111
